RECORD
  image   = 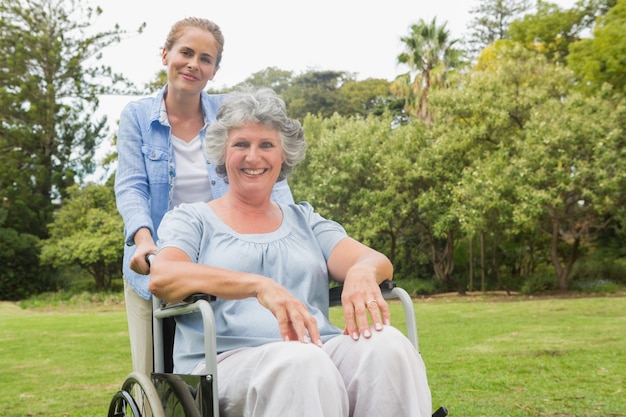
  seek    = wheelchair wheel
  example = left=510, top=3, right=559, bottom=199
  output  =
left=108, top=371, right=166, bottom=417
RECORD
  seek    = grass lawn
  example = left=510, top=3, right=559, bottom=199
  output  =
left=1, top=293, right=625, bottom=416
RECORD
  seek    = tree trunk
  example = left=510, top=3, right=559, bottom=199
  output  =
left=480, top=232, right=486, bottom=292
left=549, top=217, right=580, bottom=291
left=431, top=230, right=459, bottom=293
left=468, top=235, right=474, bottom=291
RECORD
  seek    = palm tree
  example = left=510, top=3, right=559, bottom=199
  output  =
left=395, top=17, right=464, bottom=122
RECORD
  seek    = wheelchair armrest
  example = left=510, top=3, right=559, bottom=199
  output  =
left=160, top=293, right=216, bottom=310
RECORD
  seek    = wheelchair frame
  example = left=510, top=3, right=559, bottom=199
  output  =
left=108, top=281, right=447, bottom=417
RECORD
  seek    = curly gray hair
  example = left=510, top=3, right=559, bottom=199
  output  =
left=204, top=86, right=306, bottom=182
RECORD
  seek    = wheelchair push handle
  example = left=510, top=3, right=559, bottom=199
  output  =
left=146, top=252, right=156, bottom=266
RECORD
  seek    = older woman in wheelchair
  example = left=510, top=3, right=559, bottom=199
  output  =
left=112, top=86, right=435, bottom=417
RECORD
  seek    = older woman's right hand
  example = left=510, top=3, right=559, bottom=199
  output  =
left=256, top=282, right=322, bottom=347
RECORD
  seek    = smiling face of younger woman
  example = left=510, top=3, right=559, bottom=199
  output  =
left=162, top=26, right=220, bottom=96
left=224, top=122, right=285, bottom=199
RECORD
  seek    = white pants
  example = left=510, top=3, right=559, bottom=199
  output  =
left=194, top=326, right=432, bottom=417
left=124, top=280, right=153, bottom=376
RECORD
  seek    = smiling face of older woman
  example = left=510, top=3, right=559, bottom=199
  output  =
left=224, top=121, right=285, bottom=200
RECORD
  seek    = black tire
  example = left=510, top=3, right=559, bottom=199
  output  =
left=155, top=375, right=202, bottom=417
left=108, top=372, right=166, bottom=417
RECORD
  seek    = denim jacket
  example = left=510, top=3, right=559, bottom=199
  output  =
left=114, top=86, right=294, bottom=299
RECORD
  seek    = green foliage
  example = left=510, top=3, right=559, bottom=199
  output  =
left=234, top=66, right=294, bottom=94
left=509, top=87, right=626, bottom=289
left=568, top=0, right=626, bottom=93
left=395, top=17, right=465, bottom=121
left=18, top=287, right=125, bottom=309
left=426, top=42, right=626, bottom=291
left=0, top=0, right=139, bottom=296
left=0, top=0, right=137, bottom=238
left=520, top=269, right=560, bottom=294
left=399, top=278, right=447, bottom=296
left=0, top=209, right=55, bottom=300
left=282, top=70, right=352, bottom=119
left=40, top=183, right=123, bottom=290
left=465, top=0, right=532, bottom=58
left=508, top=0, right=589, bottom=62
left=292, top=113, right=437, bottom=281
left=231, top=68, right=399, bottom=120
left=571, top=250, right=626, bottom=285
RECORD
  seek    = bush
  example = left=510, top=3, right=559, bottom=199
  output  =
left=0, top=227, right=56, bottom=300
left=520, top=270, right=558, bottom=295
left=571, top=279, right=621, bottom=294
left=396, top=277, right=446, bottom=296
left=18, top=289, right=124, bottom=309
left=571, top=254, right=626, bottom=285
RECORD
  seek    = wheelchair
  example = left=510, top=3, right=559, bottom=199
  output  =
left=108, top=278, right=448, bottom=417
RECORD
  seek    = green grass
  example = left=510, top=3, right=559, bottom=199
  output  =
left=1, top=294, right=625, bottom=416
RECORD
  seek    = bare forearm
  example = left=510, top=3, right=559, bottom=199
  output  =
left=328, top=238, right=393, bottom=284
left=149, top=253, right=322, bottom=344
left=149, top=258, right=269, bottom=303
left=348, top=252, right=393, bottom=285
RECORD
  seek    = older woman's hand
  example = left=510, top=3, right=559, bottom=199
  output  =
left=340, top=264, right=391, bottom=340
left=256, top=282, right=322, bottom=347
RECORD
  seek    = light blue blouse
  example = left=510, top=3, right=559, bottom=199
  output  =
left=157, top=201, right=346, bottom=374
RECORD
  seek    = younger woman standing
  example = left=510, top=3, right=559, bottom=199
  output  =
left=114, top=17, right=293, bottom=376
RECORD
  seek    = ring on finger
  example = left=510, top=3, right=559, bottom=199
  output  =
left=366, top=299, right=377, bottom=306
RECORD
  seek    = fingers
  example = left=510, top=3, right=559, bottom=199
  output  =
left=258, top=286, right=322, bottom=347
left=275, top=306, right=321, bottom=346
left=130, top=253, right=151, bottom=275
left=343, top=294, right=389, bottom=341
left=130, top=243, right=157, bottom=275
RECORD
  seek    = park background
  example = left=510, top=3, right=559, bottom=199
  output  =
left=0, top=0, right=625, bottom=415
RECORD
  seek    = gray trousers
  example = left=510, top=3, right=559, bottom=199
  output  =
left=124, top=280, right=153, bottom=376
left=194, top=326, right=432, bottom=417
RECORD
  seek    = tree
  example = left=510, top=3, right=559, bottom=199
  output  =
left=465, top=0, right=532, bottom=57
left=395, top=17, right=464, bottom=122
left=430, top=42, right=625, bottom=291
left=234, top=66, right=294, bottom=95
left=143, top=69, right=169, bottom=94
left=0, top=208, right=54, bottom=300
left=508, top=90, right=626, bottom=290
left=336, top=78, right=399, bottom=119
left=0, top=0, right=143, bottom=238
left=509, top=0, right=614, bottom=63
left=567, top=0, right=626, bottom=93
left=417, top=44, right=559, bottom=292
left=291, top=114, right=434, bottom=282
left=40, top=183, right=124, bottom=290
left=282, top=70, right=352, bottom=119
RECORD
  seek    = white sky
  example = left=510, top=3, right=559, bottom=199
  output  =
left=88, top=0, right=577, bottom=179
left=93, top=0, right=576, bottom=90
